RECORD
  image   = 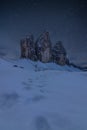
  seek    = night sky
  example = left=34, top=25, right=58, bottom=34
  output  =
left=0, top=0, right=87, bottom=66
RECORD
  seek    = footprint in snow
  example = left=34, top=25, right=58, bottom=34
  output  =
left=22, top=81, right=32, bottom=90
left=31, top=95, right=45, bottom=102
left=0, top=92, right=19, bottom=109
left=35, top=116, right=51, bottom=130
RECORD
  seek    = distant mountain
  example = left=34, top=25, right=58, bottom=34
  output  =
left=20, top=31, right=68, bottom=65
left=68, top=62, right=87, bottom=71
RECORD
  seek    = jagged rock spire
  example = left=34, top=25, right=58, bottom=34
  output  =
left=36, top=31, right=52, bottom=62
left=20, top=35, right=37, bottom=60
left=20, top=38, right=28, bottom=58
left=52, top=41, right=67, bottom=65
left=20, top=32, right=69, bottom=66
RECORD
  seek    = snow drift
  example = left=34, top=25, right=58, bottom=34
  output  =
left=0, top=58, right=87, bottom=130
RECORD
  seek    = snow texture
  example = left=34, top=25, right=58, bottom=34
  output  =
left=0, top=58, right=87, bottom=130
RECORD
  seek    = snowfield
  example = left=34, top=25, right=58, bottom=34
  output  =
left=0, top=58, right=87, bottom=130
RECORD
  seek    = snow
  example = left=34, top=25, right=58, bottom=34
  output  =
left=0, top=58, right=87, bottom=130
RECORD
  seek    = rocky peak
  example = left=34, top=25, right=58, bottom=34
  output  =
left=20, top=35, right=37, bottom=60
left=54, top=41, right=66, bottom=55
left=36, top=31, right=52, bottom=62
left=52, top=41, right=67, bottom=65
left=20, top=32, right=69, bottom=65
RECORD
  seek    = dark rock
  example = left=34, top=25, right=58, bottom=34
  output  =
left=19, top=66, right=24, bottom=69
left=13, top=65, right=18, bottom=67
left=36, top=31, right=52, bottom=63
left=52, top=41, right=67, bottom=65
left=20, top=35, right=37, bottom=61
left=20, top=32, right=69, bottom=66
left=20, top=38, right=28, bottom=58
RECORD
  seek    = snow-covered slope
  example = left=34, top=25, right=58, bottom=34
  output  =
left=6, top=58, right=80, bottom=72
left=0, top=58, right=87, bottom=130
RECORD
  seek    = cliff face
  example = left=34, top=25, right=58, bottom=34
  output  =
left=20, top=35, right=37, bottom=61
left=36, top=32, right=52, bottom=63
left=20, top=38, right=28, bottom=58
left=52, top=41, right=67, bottom=65
left=20, top=32, right=68, bottom=65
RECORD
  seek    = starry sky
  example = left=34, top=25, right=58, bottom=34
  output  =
left=0, top=0, right=87, bottom=66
